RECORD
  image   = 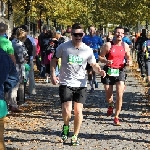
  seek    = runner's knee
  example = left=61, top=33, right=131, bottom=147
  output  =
left=62, top=103, right=72, bottom=116
left=62, top=107, right=72, bottom=116
left=74, top=103, right=83, bottom=116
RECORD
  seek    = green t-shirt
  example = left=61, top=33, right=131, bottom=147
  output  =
left=24, top=63, right=30, bottom=71
left=0, top=36, right=14, bottom=54
left=0, top=100, right=8, bottom=118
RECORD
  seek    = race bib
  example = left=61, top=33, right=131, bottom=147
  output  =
left=107, top=68, right=119, bottom=76
left=68, top=54, right=83, bottom=65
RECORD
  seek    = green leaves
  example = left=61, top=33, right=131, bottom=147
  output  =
left=8, top=0, right=150, bottom=27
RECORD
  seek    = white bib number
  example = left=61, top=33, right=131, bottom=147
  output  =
left=107, top=68, right=119, bottom=76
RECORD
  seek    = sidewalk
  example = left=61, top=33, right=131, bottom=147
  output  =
left=5, top=73, right=150, bottom=150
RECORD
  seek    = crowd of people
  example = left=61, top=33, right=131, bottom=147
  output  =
left=0, top=21, right=150, bottom=148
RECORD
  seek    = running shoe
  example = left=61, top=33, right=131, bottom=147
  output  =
left=61, top=125, right=69, bottom=142
left=71, top=135, right=80, bottom=146
left=114, top=117, right=121, bottom=126
left=107, top=106, right=114, bottom=116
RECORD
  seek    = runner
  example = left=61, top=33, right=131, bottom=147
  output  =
left=142, top=34, right=150, bottom=87
left=99, top=26, right=132, bottom=125
left=122, top=28, right=132, bottom=48
left=135, top=29, right=148, bottom=79
left=82, top=26, right=103, bottom=92
left=51, top=23, right=106, bottom=145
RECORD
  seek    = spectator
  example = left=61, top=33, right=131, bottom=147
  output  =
left=10, top=28, right=28, bottom=110
left=0, top=22, right=16, bottom=64
left=20, top=25, right=37, bottom=95
left=0, top=48, right=18, bottom=149
left=34, top=33, right=41, bottom=71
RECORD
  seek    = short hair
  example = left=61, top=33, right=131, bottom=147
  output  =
left=142, top=29, right=146, bottom=34
left=46, top=29, right=56, bottom=38
left=0, top=22, right=8, bottom=33
left=42, top=25, right=48, bottom=31
left=72, top=23, right=82, bottom=30
left=114, top=26, right=124, bottom=33
left=67, top=25, right=71, bottom=28
left=88, top=25, right=95, bottom=30
left=51, top=29, right=56, bottom=38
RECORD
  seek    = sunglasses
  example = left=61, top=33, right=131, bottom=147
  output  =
left=72, top=33, right=83, bottom=37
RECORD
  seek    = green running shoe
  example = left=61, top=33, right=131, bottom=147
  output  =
left=61, top=125, right=69, bottom=142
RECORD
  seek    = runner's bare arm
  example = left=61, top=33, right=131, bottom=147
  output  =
left=99, top=42, right=111, bottom=64
left=90, top=63, right=106, bottom=77
left=125, top=43, right=132, bottom=66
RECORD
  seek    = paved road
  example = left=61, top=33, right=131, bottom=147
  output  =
left=5, top=73, right=150, bottom=150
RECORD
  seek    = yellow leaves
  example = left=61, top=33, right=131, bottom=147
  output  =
left=9, top=0, right=150, bottom=27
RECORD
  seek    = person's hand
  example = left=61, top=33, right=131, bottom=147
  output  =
left=106, top=60, right=113, bottom=65
left=51, top=75, right=59, bottom=85
left=97, top=67, right=106, bottom=77
left=100, top=70, right=106, bottom=77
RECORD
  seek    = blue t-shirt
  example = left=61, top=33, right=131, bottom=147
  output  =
left=122, top=36, right=132, bottom=45
left=82, top=35, right=103, bottom=59
left=143, top=40, right=150, bottom=52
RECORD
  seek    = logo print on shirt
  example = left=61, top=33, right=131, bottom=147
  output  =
left=68, top=54, right=83, bottom=65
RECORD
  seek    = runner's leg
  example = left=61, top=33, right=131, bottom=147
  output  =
left=115, top=81, right=124, bottom=118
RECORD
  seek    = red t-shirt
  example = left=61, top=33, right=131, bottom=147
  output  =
left=107, top=43, right=125, bottom=69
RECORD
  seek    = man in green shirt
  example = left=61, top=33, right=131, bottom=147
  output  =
left=0, top=22, right=16, bottom=64
left=0, top=22, right=18, bottom=113
left=0, top=48, right=18, bottom=150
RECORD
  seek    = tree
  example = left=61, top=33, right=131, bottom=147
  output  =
left=4, top=0, right=150, bottom=30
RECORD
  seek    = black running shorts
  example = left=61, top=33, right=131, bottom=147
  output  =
left=59, top=85, right=87, bottom=104
left=101, top=66, right=126, bottom=85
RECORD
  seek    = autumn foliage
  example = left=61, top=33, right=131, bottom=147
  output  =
left=5, top=0, right=150, bottom=27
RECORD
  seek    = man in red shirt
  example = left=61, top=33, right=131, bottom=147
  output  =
left=99, top=26, right=132, bottom=125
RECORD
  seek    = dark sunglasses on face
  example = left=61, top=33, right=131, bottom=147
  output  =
left=72, top=33, right=83, bottom=37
